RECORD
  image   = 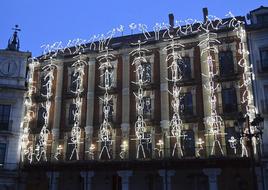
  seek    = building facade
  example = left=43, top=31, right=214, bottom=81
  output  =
left=0, top=26, right=31, bottom=190
left=19, top=9, right=264, bottom=190
left=247, top=6, right=268, bottom=190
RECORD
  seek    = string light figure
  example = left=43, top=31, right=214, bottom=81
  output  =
left=196, top=138, right=205, bottom=157
left=163, top=35, right=186, bottom=158
left=35, top=58, right=56, bottom=162
left=130, top=40, right=151, bottom=159
left=97, top=47, right=115, bottom=160
left=228, top=136, right=237, bottom=154
left=198, top=31, right=225, bottom=156
left=86, top=144, right=95, bottom=160
left=154, top=139, right=164, bottom=158
left=54, top=145, right=63, bottom=160
left=119, top=141, right=128, bottom=159
left=230, top=14, right=258, bottom=157
left=69, top=53, right=87, bottom=160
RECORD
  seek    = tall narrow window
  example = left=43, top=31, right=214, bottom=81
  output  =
left=102, top=67, right=114, bottom=88
left=102, top=100, right=114, bottom=122
left=142, top=62, right=151, bottom=83
left=181, top=92, right=193, bottom=116
left=0, top=143, right=6, bottom=167
left=178, top=57, right=192, bottom=80
left=37, top=106, right=46, bottom=127
left=219, top=51, right=234, bottom=76
left=260, top=48, right=268, bottom=71
left=70, top=70, right=79, bottom=93
left=68, top=104, right=77, bottom=125
left=221, top=88, right=237, bottom=113
left=181, top=130, right=195, bottom=157
left=143, top=96, right=152, bottom=120
left=0, top=105, right=11, bottom=130
left=40, top=73, right=49, bottom=96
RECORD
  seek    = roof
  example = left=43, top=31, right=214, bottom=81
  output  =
left=250, top=6, right=268, bottom=14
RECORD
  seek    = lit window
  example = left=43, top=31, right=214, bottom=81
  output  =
left=221, top=88, right=237, bottom=113
left=0, top=105, right=11, bottom=130
left=218, top=51, right=234, bottom=76
left=0, top=143, right=6, bottom=167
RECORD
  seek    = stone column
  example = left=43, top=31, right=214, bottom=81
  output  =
left=47, top=172, right=60, bottom=190
left=80, top=171, right=95, bottom=190
left=121, top=53, right=130, bottom=158
left=203, top=168, right=221, bottom=190
left=159, top=50, right=170, bottom=157
left=52, top=63, right=63, bottom=161
left=158, top=170, right=175, bottom=190
left=85, top=58, right=96, bottom=154
left=117, top=170, right=133, bottom=190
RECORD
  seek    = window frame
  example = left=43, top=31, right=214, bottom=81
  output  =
left=218, top=50, right=235, bottom=76
left=221, top=87, right=238, bottom=113
left=0, top=143, right=7, bottom=167
left=0, top=104, right=11, bottom=130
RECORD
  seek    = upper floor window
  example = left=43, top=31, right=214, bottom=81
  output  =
left=143, top=96, right=152, bottom=119
left=178, top=57, right=192, bottom=80
left=221, top=88, right=237, bottom=113
left=218, top=51, right=234, bottom=76
left=68, top=104, right=77, bottom=125
left=102, top=67, right=115, bottom=88
left=142, top=62, right=151, bottom=83
left=260, top=48, right=268, bottom=70
left=70, top=70, right=79, bottom=93
left=37, top=106, right=46, bottom=127
left=103, top=100, right=114, bottom=122
left=181, top=92, right=193, bottom=116
left=0, top=105, right=11, bottom=130
left=40, top=73, right=49, bottom=96
left=0, top=143, right=6, bottom=167
left=257, top=14, right=268, bottom=24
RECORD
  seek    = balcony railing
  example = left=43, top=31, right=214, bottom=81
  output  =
left=0, top=120, right=13, bottom=132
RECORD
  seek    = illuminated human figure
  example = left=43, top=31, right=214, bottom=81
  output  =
left=228, top=136, right=237, bottom=154
left=196, top=138, right=204, bottom=157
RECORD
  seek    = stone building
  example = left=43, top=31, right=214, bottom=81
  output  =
left=19, top=9, right=264, bottom=190
left=247, top=6, right=268, bottom=190
left=0, top=26, right=31, bottom=190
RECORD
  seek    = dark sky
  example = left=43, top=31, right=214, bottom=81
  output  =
left=1, top=0, right=267, bottom=56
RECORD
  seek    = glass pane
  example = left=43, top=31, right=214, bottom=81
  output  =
left=261, top=49, right=268, bottom=69
left=142, top=63, right=151, bottom=83
left=0, top=143, right=6, bottom=165
left=37, top=107, right=46, bottom=127
left=219, top=51, right=234, bottom=76
left=181, top=92, right=193, bottom=115
left=222, top=88, right=237, bottom=113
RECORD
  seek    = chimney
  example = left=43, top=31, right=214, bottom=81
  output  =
left=203, top=7, right=208, bottom=23
left=169, top=13, right=174, bottom=28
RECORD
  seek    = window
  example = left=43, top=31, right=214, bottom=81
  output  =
left=221, top=88, right=237, bottom=113
left=178, top=57, right=192, bottom=80
left=40, top=73, right=49, bottom=96
left=0, top=143, right=6, bottom=167
left=37, top=106, right=46, bottom=127
left=102, top=100, right=114, bottom=122
left=218, top=51, right=234, bottom=76
left=102, top=67, right=114, bottom=88
left=68, top=104, right=77, bottom=125
left=181, top=92, right=193, bottom=116
left=257, top=14, right=268, bottom=24
left=142, top=62, right=151, bottom=83
left=181, top=130, right=195, bottom=157
left=0, top=105, right=11, bottom=130
left=70, top=70, right=79, bottom=93
left=143, top=97, right=152, bottom=119
left=260, top=48, right=268, bottom=70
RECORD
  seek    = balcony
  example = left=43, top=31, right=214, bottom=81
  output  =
left=0, top=121, right=13, bottom=134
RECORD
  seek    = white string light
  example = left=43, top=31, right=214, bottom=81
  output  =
left=97, top=47, right=115, bottom=160
left=130, top=40, right=151, bottom=159
left=68, top=53, right=87, bottom=160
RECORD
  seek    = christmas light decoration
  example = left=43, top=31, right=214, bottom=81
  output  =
left=163, top=35, right=186, bottom=158
left=97, top=47, right=115, bottom=160
left=198, top=31, right=225, bottom=156
left=196, top=138, right=205, bottom=157
left=54, top=145, right=63, bottom=160
left=119, top=141, right=128, bottom=159
left=154, top=139, right=164, bottom=158
left=228, top=136, right=237, bottom=154
left=130, top=40, right=151, bottom=159
left=69, top=53, right=87, bottom=160
left=35, top=58, right=56, bottom=162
